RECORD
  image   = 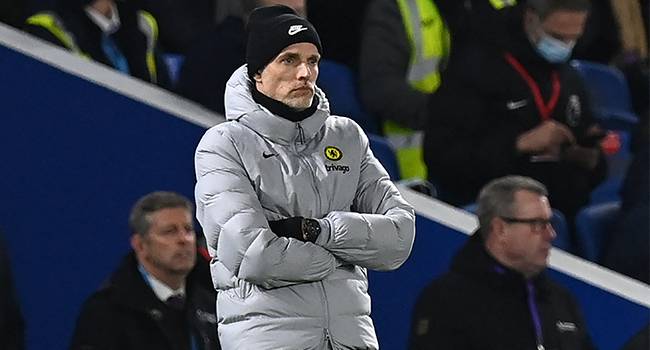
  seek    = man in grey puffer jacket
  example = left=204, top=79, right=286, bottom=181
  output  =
left=194, top=5, right=416, bottom=350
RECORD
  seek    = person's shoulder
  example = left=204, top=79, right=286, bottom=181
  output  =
left=540, top=274, right=581, bottom=304
left=439, top=41, right=513, bottom=96
left=416, top=271, right=466, bottom=300
left=451, top=41, right=503, bottom=73
left=188, top=251, right=214, bottom=291
left=559, top=63, right=591, bottom=90
left=202, top=121, right=243, bottom=138
left=323, top=115, right=366, bottom=138
left=76, top=283, right=118, bottom=319
left=196, top=120, right=254, bottom=156
left=326, top=114, right=363, bottom=128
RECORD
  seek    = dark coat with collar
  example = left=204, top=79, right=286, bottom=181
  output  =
left=69, top=250, right=220, bottom=350
left=423, top=7, right=606, bottom=223
left=408, top=232, right=598, bottom=350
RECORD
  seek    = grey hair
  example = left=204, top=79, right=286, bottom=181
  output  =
left=525, top=0, right=591, bottom=21
left=476, top=175, right=548, bottom=238
left=129, top=191, right=193, bottom=237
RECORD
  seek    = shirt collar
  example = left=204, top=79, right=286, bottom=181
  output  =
left=138, top=264, right=186, bottom=302
left=84, top=2, right=121, bottom=34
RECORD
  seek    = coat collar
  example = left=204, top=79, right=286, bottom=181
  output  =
left=451, top=232, right=552, bottom=297
left=223, top=64, right=331, bottom=145
left=99, top=250, right=212, bottom=313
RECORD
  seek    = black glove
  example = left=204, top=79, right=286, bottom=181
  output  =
left=268, top=217, right=304, bottom=241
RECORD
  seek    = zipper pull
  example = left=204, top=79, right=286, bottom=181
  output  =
left=324, top=328, right=332, bottom=344
left=296, top=123, right=305, bottom=144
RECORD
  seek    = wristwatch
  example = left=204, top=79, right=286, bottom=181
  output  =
left=301, top=218, right=321, bottom=243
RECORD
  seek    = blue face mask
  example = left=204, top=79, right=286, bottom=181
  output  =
left=529, top=16, right=577, bottom=63
left=536, top=34, right=576, bottom=63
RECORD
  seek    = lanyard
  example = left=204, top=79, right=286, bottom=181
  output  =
left=526, top=280, right=545, bottom=350
left=504, top=53, right=561, bottom=122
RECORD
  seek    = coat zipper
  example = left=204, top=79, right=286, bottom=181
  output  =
left=296, top=123, right=306, bottom=144
left=296, top=122, right=331, bottom=347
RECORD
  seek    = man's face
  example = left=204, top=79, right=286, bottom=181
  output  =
left=525, top=9, right=588, bottom=45
left=134, top=207, right=197, bottom=279
left=499, top=190, right=556, bottom=278
left=254, top=42, right=320, bottom=110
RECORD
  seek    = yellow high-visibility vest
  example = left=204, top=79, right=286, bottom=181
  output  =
left=386, top=0, right=450, bottom=180
left=388, top=0, right=517, bottom=180
left=27, top=10, right=160, bottom=83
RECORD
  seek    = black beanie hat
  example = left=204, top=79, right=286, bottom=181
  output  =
left=246, top=5, right=322, bottom=80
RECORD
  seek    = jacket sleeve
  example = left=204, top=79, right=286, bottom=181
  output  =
left=357, top=0, right=430, bottom=130
left=195, top=127, right=338, bottom=289
left=316, top=132, right=416, bottom=271
left=567, top=67, right=608, bottom=188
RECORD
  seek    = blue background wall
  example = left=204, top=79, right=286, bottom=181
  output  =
left=0, top=43, right=206, bottom=349
left=1, top=35, right=648, bottom=349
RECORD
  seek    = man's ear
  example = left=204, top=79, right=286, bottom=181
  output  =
left=491, top=217, right=507, bottom=240
left=253, top=72, right=262, bottom=83
left=130, top=234, right=143, bottom=254
left=523, top=9, right=535, bottom=23
left=523, top=10, right=537, bottom=37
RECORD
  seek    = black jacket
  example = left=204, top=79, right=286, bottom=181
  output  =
left=423, top=8, right=606, bottom=220
left=409, top=233, right=598, bottom=350
left=69, top=251, right=220, bottom=350
left=27, top=1, right=171, bottom=89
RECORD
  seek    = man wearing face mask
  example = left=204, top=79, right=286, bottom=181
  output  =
left=423, top=0, right=607, bottom=248
left=26, top=0, right=171, bottom=88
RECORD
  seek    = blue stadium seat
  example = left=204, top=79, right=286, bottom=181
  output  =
left=571, top=60, right=638, bottom=205
left=162, top=53, right=185, bottom=87
left=461, top=203, right=571, bottom=251
left=368, top=133, right=401, bottom=181
left=318, top=59, right=380, bottom=134
left=574, top=200, right=622, bottom=262
left=570, top=60, right=639, bottom=132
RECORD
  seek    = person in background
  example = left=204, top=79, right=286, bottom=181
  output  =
left=357, top=0, right=451, bottom=181
left=423, top=0, right=606, bottom=243
left=357, top=0, right=518, bottom=181
left=26, top=0, right=171, bottom=89
left=0, top=229, right=25, bottom=350
left=194, top=5, right=415, bottom=349
left=177, top=0, right=306, bottom=115
left=69, top=191, right=220, bottom=350
left=409, top=175, right=597, bottom=350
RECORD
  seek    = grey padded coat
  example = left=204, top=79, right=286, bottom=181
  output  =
left=194, top=65, right=416, bottom=350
